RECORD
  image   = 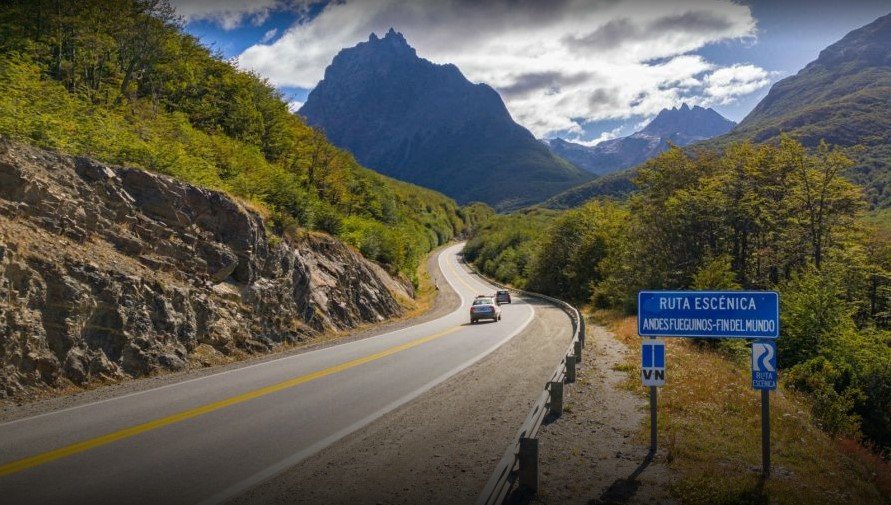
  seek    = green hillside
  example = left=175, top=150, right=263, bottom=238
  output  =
left=718, top=11, right=891, bottom=208
left=0, top=0, right=473, bottom=280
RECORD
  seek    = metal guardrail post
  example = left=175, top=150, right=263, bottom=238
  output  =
left=548, top=381, right=563, bottom=417
left=574, top=340, right=582, bottom=363
left=579, top=316, right=586, bottom=347
left=518, top=437, right=539, bottom=492
left=565, top=355, right=576, bottom=383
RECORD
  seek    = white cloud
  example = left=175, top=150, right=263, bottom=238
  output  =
left=236, top=0, right=770, bottom=137
left=172, top=0, right=309, bottom=30
left=569, top=126, right=626, bottom=147
left=261, top=28, right=279, bottom=43
left=287, top=100, right=304, bottom=113
left=703, top=64, right=773, bottom=104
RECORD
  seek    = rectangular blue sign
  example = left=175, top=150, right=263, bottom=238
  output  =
left=752, top=341, right=778, bottom=390
left=642, top=343, right=665, bottom=368
left=638, top=291, right=779, bottom=339
left=641, top=340, right=665, bottom=387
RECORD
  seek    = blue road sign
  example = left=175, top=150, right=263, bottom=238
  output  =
left=752, top=341, right=777, bottom=390
left=641, top=340, right=665, bottom=387
left=638, top=291, right=779, bottom=339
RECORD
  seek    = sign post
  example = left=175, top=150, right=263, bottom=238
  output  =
left=752, top=340, right=777, bottom=477
left=637, top=291, right=779, bottom=471
left=641, top=339, right=665, bottom=454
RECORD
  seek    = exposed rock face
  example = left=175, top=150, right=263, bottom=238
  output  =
left=0, top=140, right=410, bottom=398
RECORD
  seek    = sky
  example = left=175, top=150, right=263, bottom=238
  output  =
left=174, top=0, right=891, bottom=145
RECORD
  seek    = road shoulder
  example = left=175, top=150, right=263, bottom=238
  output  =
left=527, top=321, right=677, bottom=505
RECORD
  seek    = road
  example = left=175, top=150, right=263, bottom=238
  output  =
left=0, top=244, right=538, bottom=505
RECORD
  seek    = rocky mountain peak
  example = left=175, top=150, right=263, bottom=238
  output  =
left=642, top=103, right=736, bottom=139
left=300, top=31, right=589, bottom=209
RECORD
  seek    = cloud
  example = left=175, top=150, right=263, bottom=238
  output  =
left=569, top=125, right=626, bottom=147
left=172, top=0, right=278, bottom=29
left=261, top=28, right=279, bottom=43
left=703, top=64, right=772, bottom=104
left=498, top=71, right=590, bottom=98
left=172, top=0, right=315, bottom=30
left=236, top=0, right=769, bottom=137
left=287, top=100, right=304, bottom=113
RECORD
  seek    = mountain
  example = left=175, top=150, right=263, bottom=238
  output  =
left=299, top=29, right=591, bottom=210
left=717, top=11, right=891, bottom=207
left=547, top=12, right=891, bottom=210
left=545, top=104, right=735, bottom=176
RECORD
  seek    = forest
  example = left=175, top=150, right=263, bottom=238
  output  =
left=466, top=139, right=891, bottom=452
left=0, top=0, right=476, bottom=281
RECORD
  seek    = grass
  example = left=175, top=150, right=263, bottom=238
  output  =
left=592, top=309, right=890, bottom=505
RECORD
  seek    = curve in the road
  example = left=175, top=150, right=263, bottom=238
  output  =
left=0, top=244, right=536, bottom=505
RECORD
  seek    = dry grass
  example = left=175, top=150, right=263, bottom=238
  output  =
left=394, top=253, right=439, bottom=319
left=592, top=310, right=889, bottom=505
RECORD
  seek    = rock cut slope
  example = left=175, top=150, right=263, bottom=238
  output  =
left=0, top=140, right=410, bottom=398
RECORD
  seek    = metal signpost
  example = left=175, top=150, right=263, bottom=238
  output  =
left=641, top=339, right=665, bottom=454
left=637, top=291, right=779, bottom=476
left=752, top=340, right=777, bottom=476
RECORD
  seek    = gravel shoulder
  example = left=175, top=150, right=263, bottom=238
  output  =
left=526, top=323, right=677, bottom=505
left=230, top=298, right=573, bottom=505
left=0, top=245, right=460, bottom=423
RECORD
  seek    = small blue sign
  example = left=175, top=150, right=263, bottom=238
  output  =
left=641, top=340, right=665, bottom=387
left=752, top=341, right=777, bottom=390
left=638, top=291, right=779, bottom=339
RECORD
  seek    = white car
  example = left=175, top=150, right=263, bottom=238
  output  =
left=470, top=296, right=502, bottom=323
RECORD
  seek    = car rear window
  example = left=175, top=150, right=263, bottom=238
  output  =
left=473, top=299, right=494, bottom=305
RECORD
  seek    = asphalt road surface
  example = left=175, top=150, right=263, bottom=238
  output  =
left=0, top=243, right=537, bottom=505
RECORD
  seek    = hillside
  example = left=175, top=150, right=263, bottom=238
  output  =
left=718, top=11, right=891, bottom=207
left=0, top=2, right=470, bottom=281
left=545, top=104, right=735, bottom=176
left=299, top=29, right=591, bottom=210
left=542, top=169, right=638, bottom=209
left=469, top=140, right=891, bottom=452
left=0, top=139, right=413, bottom=396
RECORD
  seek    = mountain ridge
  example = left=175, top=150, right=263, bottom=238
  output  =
left=300, top=29, right=591, bottom=210
left=717, top=11, right=891, bottom=207
left=545, top=12, right=891, bottom=209
left=545, top=104, right=735, bottom=176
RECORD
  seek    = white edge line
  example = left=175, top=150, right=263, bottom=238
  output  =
left=198, top=299, right=536, bottom=505
left=0, top=245, right=469, bottom=429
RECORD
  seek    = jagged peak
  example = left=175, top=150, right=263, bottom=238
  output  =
left=362, top=28, right=416, bottom=57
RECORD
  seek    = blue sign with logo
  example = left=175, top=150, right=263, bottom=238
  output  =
left=752, top=341, right=777, bottom=390
left=637, top=291, right=779, bottom=339
left=641, top=340, right=665, bottom=387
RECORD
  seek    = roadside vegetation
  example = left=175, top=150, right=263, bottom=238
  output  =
left=468, top=139, right=891, bottom=455
left=0, top=0, right=484, bottom=282
left=599, top=310, right=890, bottom=504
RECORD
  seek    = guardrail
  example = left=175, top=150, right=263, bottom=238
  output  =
left=461, top=256, right=586, bottom=505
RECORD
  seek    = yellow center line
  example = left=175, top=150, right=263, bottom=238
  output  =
left=446, top=251, right=489, bottom=295
left=0, top=325, right=462, bottom=478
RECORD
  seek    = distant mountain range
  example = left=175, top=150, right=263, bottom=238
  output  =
left=547, top=11, right=891, bottom=209
left=299, top=29, right=591, bottom=210
left=545, top=104, right=735, bottom=176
